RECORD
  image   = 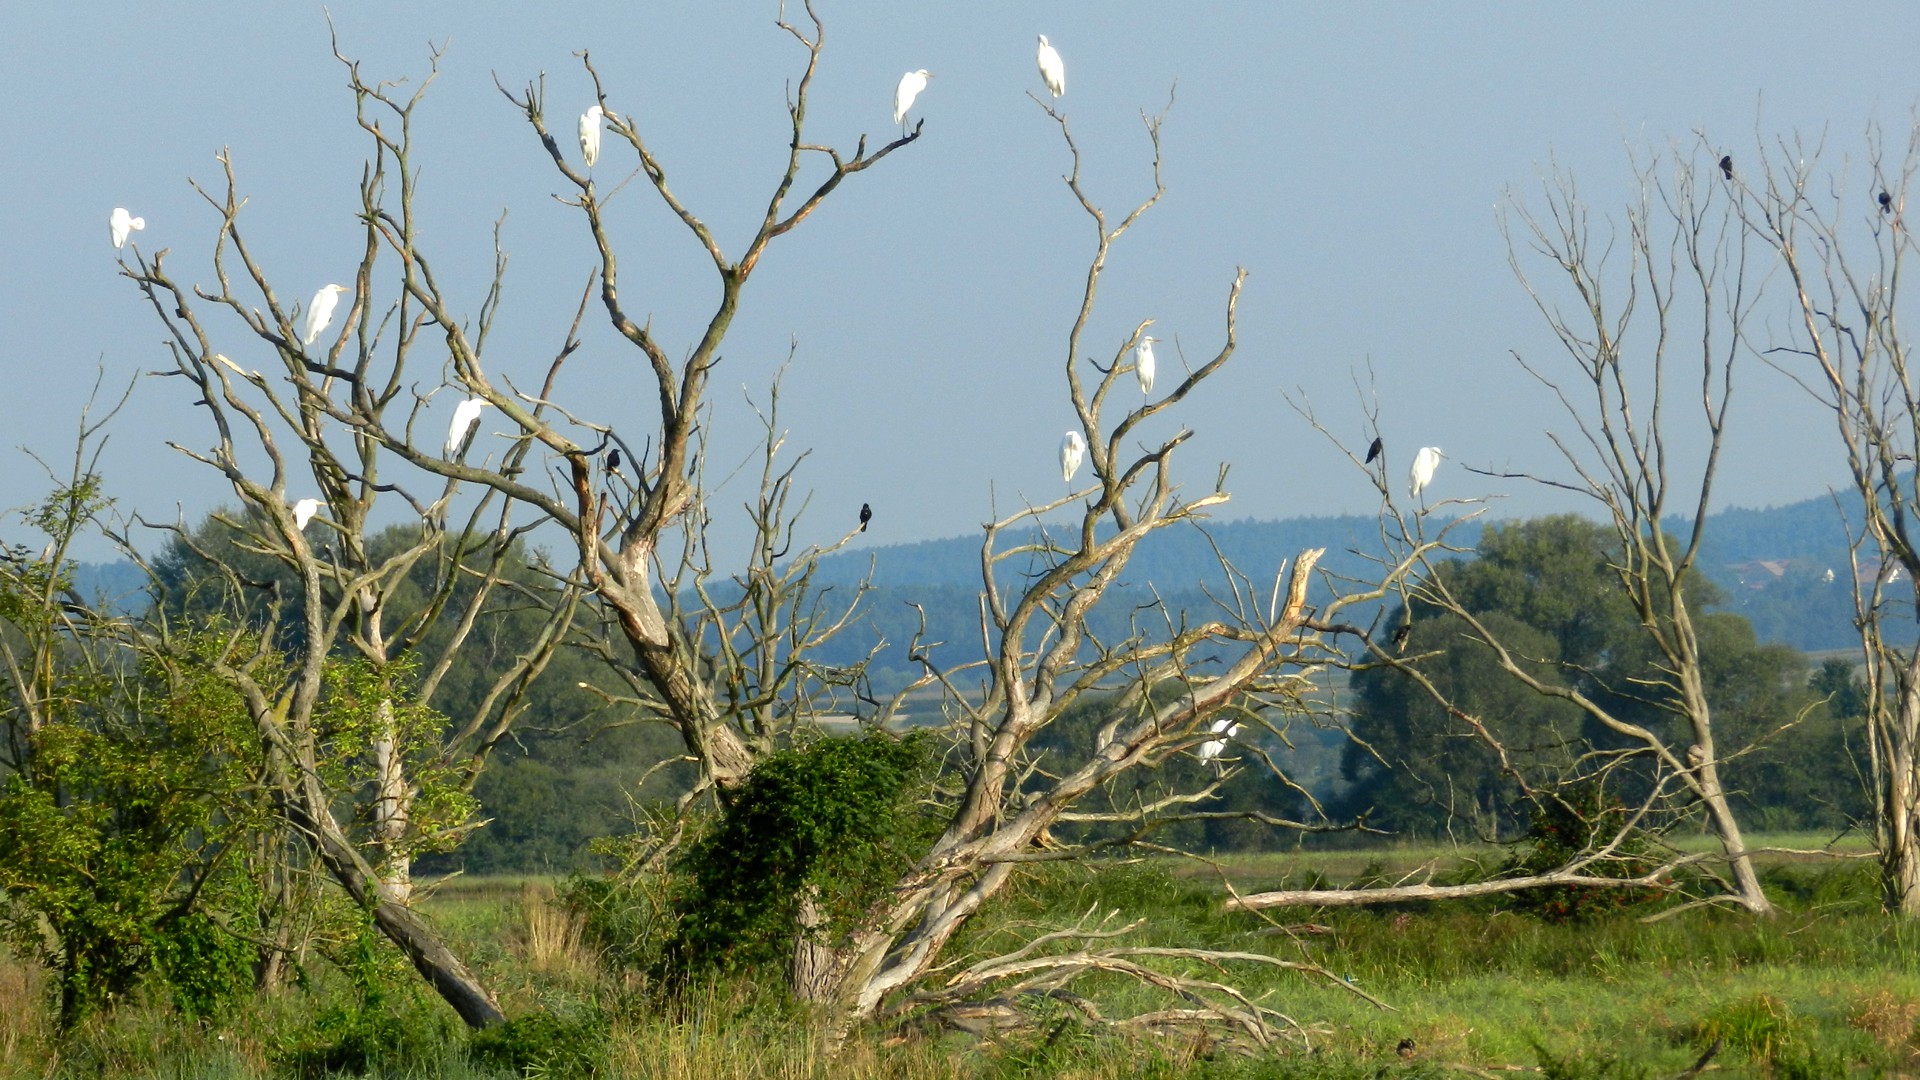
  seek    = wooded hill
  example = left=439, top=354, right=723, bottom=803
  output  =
left=800, top=483, right=1886, bottom=687
left=49, top=486, right=1881, bottom=875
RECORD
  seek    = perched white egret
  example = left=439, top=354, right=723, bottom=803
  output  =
left=1135, top=336, right=1157, bottom=394
left=893, top=70, right=931, bottom=127
left=1198, top=717, right=1241, bottom=762
left=302, top=284, right=350, bottom=347
left=1035, top=35, right=1065, bottom=98
left=1060, top=430, right=1086, bottom=483
left=1409, top=446, right=1444, bottom=500
left=447, top=396, right=486, bottom=455
left=579, top=104, right=605, bottom=167
left=109, top=207, right=146, bottom=249
left=291, top=498, right=320, bottom=532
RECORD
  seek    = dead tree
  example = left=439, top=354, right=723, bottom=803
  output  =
left=306, top=6, right=924, bottom=804
left=1738, top=125, right=1920, bottom=914
left=1391, top=151, right=1776, bottom=914
left=762, top=98, right=1412, bottom=1047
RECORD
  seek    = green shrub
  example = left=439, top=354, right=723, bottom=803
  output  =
left=561, top=731, right=943, bottom=994
left=469, top=1010, right=607, bottom=1077
left=1500, top=788, right=1665, bottom=923
left=275, top=915, right=455, bottom=1076
left=658, top=731, right=941, bottom=982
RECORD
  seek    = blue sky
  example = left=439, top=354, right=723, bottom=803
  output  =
left=4, top=3, right=1917, bottom=560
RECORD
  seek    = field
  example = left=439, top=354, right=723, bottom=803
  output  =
left=4, top=837, right=1917, bottom=1078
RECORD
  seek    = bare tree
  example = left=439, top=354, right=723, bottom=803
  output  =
left=762, top=99, right=1421, bottom=1046
left=1400, top=151, right=1775, bottom=914
left=1740, top=126, right=1920, bottom=914
left=343, top=6, right=924, bottom=803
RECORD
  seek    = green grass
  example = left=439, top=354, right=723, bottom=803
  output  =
left=4, top=852, right=1918, bottom=1077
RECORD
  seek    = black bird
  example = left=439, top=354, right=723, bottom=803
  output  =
left=859, top=503, right=872, bottom=532
left=1364, top=436, right=1383, bottom=465
left=606, top=447, right=623, bottom=476
left=1881, top=191, right=1894, bottom=214
left=1719, top=155, right=1733, bottom=180
left=1391, top=624, right=1411, bottom=651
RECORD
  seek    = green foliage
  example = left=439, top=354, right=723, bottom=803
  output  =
left=657, top=731, right=941, bottom=983
left=311, top=652, right=479, bottom=858
left=149, top=906, right=258, bottom=1022
left=468, top=1010, right=608, bottom=1077
left=1343, top=515, right=1851, bottom=839
left=153, top=511, right=655, bottom=875
left=277, top=916, right=458, bottom=1077
left=1346, top=610, right=1584, bottom=837
left=0, top=629, right=268, bottom=1029
left=1498, top=786, right=1665, bottom=923
left=1810, top=657, right=1868, bottom=720
left=562, top=865, right=676, bottom=976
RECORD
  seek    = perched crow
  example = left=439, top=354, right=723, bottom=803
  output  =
left=1391, top=624, right=1411, bottom=651
left=1364, top=436, right=1383, bottom=465
left=1881, top=191, right=1894, bottom=214
left=859, top=502, right=872, bottom=532
left=1719, top=155, right=1733, bottom=180
left=606, top=447, right=623, bottom=476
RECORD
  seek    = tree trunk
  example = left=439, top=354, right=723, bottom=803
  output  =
left=371, top=698, right=414, bottom=904
left=271, top=742, right=505, bottom=1028
left=789, top=887, right=838, bottom=1004
left=1693, top=758, right=1773, bottom=915
left=1880, top=690, right=1920, bottom=915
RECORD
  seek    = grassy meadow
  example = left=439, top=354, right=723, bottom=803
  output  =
left=3, top=837, right=1917, bottom=1078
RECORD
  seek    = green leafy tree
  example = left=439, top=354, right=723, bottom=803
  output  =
left=0, top=480, right=273, bottom=1027
left=1345, top=610, right=1585, bottom=836
left=1346, top=516, right=1835, bottom=842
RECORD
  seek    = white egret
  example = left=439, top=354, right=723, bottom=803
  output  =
left=1198, top=717, right=1240, bottom=762
left=1060, top=430, right=1086, bottom=483
left=291, top=498, right=320, bottom=532
left=1035, top=35, right=1065, bottom=98
left=1824, top=568, right=1836, bottom=584
left=893, top=70, right=931, bottom=128
left=302, top=284, right=350, bottom=347
left=579, top=105, right=605, bottom=168
left=1409, top=446, right=1444, bottom=500
left=1135, top=336, right=1157, bottom=394
left=447, top=396, right=486, bottom=455
left=108, top=207, right=145, bottom=249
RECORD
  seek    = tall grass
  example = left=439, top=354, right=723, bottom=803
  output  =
left=1, top=855, right=1916, bottom=1077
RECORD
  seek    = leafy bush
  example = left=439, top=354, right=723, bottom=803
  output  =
left=275, top=917, right=455, bottom=1076
left=565, top=732, right=942, bottom=990
left=469, top=1009, right=608, bottom=1077
left=1499, top=787, right=1665, bottom=923
left=658, top=731, right=941, bottom=982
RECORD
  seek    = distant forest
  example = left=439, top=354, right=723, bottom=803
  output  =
left=793, top=486, right=1894, bottom=688
left=55, top=487, right=1891, bottom=874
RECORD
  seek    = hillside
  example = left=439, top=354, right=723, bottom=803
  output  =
left=59, top=486, right=1883, bottom=689
left=812, top=485, right=1883, bottom=673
